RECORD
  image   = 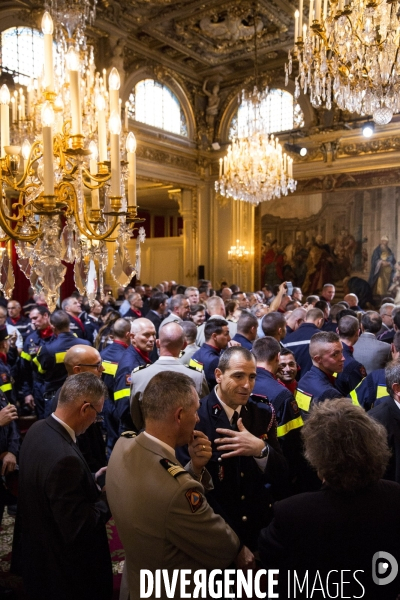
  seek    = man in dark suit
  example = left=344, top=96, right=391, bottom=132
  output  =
left=259, top=397, right=400, bottom=600
left=18, top=372, right=112, bottom=600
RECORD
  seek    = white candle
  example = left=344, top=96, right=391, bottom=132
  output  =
left=89, top=140, right=100, bottom=210
left=27, top=81, right=33, bottom=118
left=126, top=132, right=136, bottom=207
left=42, top=12, right=54, bottom=92
left=299, top=0, right=304, bottom=34
left=95, top=94, right=107, bottom=162
left=109, top=110, right=121, bottom=197
left=219, top=157, right=222, bottom=178
left=0, top=85, right=10, bottom=159
left=303, top=23, right=307, bottom=38
left=11, top=96, right=16, bottom=123
left=339, top=0, right=344, bottom=10
left=21, top=139, right=31, bottom=171
left=67, top=48, right=82, bottom=135
left=125, top=101, right=129, bottom=130
left=315, top=0, right=321, bottom=20
left=323, top=0, right=328, bottom=19
left=309, top=0, right=314, bottom=25
left=109, top=67, right=120, bottom=116
left=295, top=10, right=299, bottom=40
left=41, top=101, right=54, bottom=195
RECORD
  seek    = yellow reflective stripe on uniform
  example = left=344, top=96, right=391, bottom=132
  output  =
left=21, top=351, right=32, bottom=361
left=350, top=395, right=360, bottom=407
left=0, top=383, right=12, bottom=393
left=189, top=358, right=204, bottom=371
left=55, top=352, right=66, bottom=363
left=33, top=357, right=46, bottom=374
left=332, top=372, right=337, bottom=378
left=277, top=415, right=304, bottom=437
left=295, top=391, right=312, bottom=412
left=114, top=388, right=130, bottom=401
left=102, top=361, right=118, bottom=376
left=377, top=385, right=388, bottom=399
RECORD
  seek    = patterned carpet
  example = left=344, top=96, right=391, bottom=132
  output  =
left=0, top=515, right=125, bottom=599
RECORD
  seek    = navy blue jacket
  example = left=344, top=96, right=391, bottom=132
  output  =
left=191, top=343, right=222, bottom=390
left=67, top=315, right=87, bottom=340
left=297, top=365, right=341, bottom=414
left=35, top=332, right=91, bottom=394
left=83, top=316, right=101, bottom=346
left=335, top=342, right=366, bottom=396
left=284, top=323, right=321, bottom=378
left=7, top=315, right=31, bottom=340
left=100, top=342, right=128, bottom=401
left=322, top=320, right=338, bottom=333
left=232, top=333, right=253, bottom=350
left=113, top=345, right=150, bottom=431
left=20, top=330, right=54, bottom=419
left=177, top=389, right=288, bottom=550
left=349, top=368, right=388, bottom=410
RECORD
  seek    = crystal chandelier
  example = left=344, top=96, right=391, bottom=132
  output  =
left=216, top=13, right=296, bottom=206
left=215, top=86, right=296, bottom=205
left=0, top=0, right=144, bottom=310
left=228, top=240, right=250, bottom=264
left=287, top=0, right=400, bottom=124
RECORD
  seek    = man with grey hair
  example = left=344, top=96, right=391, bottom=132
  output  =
left=61, top=296, right=86, bottom=340
left=130, top=322, right=209, bottom=431
left=377, top=302, right=397, bottom=341
left=18, top=372, right=112, bottom=600
left=123, top=292, right=144, bottom=320
left=108, top=371, right=247, bottom=599
left=113, top=318, right=156, bottom=433
left=159, top=294, right=190, bottom=329
left=369, top=359, right=400, bottom=483
left=184, top=286, right=200, bottom=306
left=196, top=295, right=237, bottom=345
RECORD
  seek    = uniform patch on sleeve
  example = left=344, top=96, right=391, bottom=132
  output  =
left=160, top=458, right=187, bottom=478
left=125, top=374, right=132, bottom=386
left=0, top=373, right=9, bottom=383
left=188, top=358, right=204, bottom=372
left=185, top=488, right=203, bottom=513
left=359, top=365, right=367, bottom=378
left=291, top=400, right=300, bottom=414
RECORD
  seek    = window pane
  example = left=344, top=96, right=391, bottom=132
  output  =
left=1, top=27, right=44, bottom=86
left=128, top=79, right=187, bottom=136
left=233, top=88, right=296, bottom=139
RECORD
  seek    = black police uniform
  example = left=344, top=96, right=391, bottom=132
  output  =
left=100, top=341, right=129, bottom=454
left=297, top=365, right=342, bottom=416
left=231, top=333, right=253, bottom=350
left=335, top=342, right=367, bottom=396
left=20, top=330, right=54, bottom=419
left=284, top=323, right=321, bottom=378
left=177, top=389, right=289, bottom=550
left=191, top=343, right=222, bottom=390
left=35, top=332, right=91, bottom=416
left=349, top=368, right=388, bottom=410
left=113, top=345, right=151, bottom=433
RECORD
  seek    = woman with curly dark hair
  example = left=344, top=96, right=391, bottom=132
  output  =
left=259, top=398, right=400, bottom=600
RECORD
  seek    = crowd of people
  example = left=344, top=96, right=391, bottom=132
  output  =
left=0, top=278, right=399, bottom=599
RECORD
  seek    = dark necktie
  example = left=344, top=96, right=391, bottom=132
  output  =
left=231, top=411, right=239, bottom=431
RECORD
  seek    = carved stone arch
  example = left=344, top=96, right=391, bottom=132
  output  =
left=121, top=66, right=196, bottom=142
left=216, top=75, right=313, bottom=144
left=0, top=7, right=42, bottom=33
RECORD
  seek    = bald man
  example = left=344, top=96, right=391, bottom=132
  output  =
left=113, top=318, right=156, bottom=433
left=130, top=322, right=209, bottom=431
left=50, top=345, right=107, bottom=471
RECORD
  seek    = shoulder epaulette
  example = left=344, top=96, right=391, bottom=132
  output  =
left=133, top=364, right=150, bottom=373
left=160, top=458, right=187, bottom=478
left=250, top=393, right=269, bottom=403
left=121, top=431, right=137, bottom=439
left=188, top=358, right=204, bottom=372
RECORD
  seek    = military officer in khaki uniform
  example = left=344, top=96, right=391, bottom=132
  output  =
left=130, top=322, right=209, bottom=431
left=107, top=371, right=252, bottom=600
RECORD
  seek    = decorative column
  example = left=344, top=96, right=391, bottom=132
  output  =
left=173, top=188, right=198, bottom=285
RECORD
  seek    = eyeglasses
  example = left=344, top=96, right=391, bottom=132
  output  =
left=77, top=362, right=103, bottom=371
left=87, top=403, right=104, bottom=423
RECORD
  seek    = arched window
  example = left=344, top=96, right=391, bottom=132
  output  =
left=230, top=88, right=304, bottom=139
left=1, top=27, right=44, bottom=85
left=127, top=79, right=187, bottom=136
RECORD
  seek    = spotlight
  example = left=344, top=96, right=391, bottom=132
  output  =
left=284, top=143, right=308, bottom=156
left=362, top=122, right=374, bottom=138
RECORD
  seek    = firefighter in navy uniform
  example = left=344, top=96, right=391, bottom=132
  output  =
left=252, top=336, right=304, bottom=488
left=113, top=318, right=155, bottom=433
left=0, top=326, right=17, bottom=405
left=100, top=318, right=131, bottom=454
left=20, top=306, right=54, bottom=419
left=6, top=300, right=31, bottom=341
left=35, top=310, right=90, bottom=417
left=177, top=347, right=289, bottom=551
left=61, top=296, right=87, bottom=340
left=191, top=319, right=231, bottom=390
left=296, top=331, right=345, bottom=417
left=336, top=315, right=367, bottom=396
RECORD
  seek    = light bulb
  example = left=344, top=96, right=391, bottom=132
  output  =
left=0, top=84, right=10, bottom=105
left=41, top=11, right=54, bottom=35
left=95, top=94, right=105, bottom=111
left=41, top=101, right=54, bottom=127
left=295, top=9, right=299, bottom=17
left=109, top=110, right=121, bottom=135
left=66, top=47, right=80, bottom=71
left=89, top=140, right=98, bottom=160
left=126, top=132, right=137, bottom=153
left=21, top=139, right=31, bottom=160
left=108, top=67, right=120, bottom=91
left=54, top=95, right=64, bottom=110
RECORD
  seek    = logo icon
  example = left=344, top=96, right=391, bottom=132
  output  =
left=372, top=552, right=398, bottom=586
